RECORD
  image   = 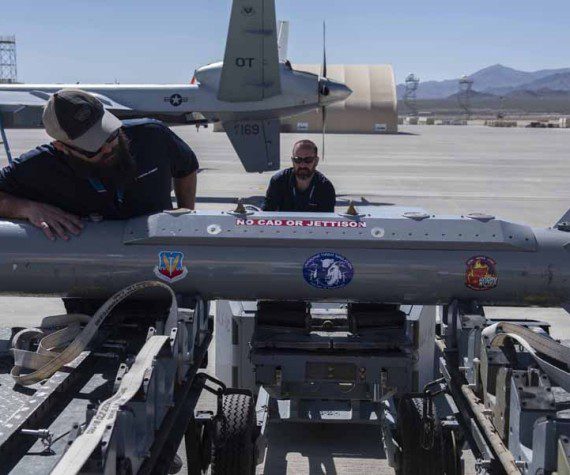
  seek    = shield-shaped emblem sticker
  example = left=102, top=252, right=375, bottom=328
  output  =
left=154, top=251, right=189, bottom=283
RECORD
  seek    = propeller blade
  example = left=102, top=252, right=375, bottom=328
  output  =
left=321, top=106, right=327, bottom=161
left=320, top=21, right=328, bottom=161
left=322, top=21, right=327, bottom=79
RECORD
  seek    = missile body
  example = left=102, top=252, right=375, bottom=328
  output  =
left=0, top=206, right=569, bottom=306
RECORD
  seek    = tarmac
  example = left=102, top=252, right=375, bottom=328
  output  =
left=1, top=124, right=570, bottom=473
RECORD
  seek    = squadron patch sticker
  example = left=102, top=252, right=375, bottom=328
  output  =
left=154, top=251, right=188, bottom=283
left=303, top=252, right=354, bottom=290
left=465, top=256, right=498, bottom=291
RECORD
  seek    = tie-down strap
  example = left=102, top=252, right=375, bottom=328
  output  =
left=482, top=321, right=570, bottom=392
left=11, top=280, right=178, bottom=386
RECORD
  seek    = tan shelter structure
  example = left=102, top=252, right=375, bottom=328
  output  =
left=282, top=64, right=397, bottom=134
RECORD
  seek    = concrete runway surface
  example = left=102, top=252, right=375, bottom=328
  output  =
left=1, top=124, right=569, bottom=474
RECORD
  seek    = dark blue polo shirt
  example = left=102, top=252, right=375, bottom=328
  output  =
left=0, top=119, right=198, bottom=219
left=262, top=168, right=336, bottom=212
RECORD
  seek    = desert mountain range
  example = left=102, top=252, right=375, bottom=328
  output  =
left=396, top=64, right=570, bottom=99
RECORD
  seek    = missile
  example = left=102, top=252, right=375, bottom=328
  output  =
left=0, top=206, right=569, bottom=306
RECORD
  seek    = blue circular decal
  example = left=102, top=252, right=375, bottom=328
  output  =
left=303, top=252, right=354, bottom=289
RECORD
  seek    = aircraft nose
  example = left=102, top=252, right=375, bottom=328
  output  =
left=319, top=78, right=352, bottom=105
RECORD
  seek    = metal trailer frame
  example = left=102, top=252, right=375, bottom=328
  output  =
left=0, top=293, right=258, bottom=475
left=0, top=282, right=568, bottom=474
left=437, top=301, right=570, bottom=474
left=216, top=299, right=570, bottom=474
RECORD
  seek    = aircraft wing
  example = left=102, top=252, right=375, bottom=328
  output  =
left=223, top=119, right=280, bottom=172
left=218, top=0, right=281, bottom=102
left=0, top=90, right=131, bottom=111
left=0, top=90, right=49, bottom=107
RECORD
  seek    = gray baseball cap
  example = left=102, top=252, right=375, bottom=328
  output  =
left=42, top=89, right=122, bottom=153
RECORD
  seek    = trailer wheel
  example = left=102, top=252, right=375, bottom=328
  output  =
left=210, top=393, right=256, bottom=475
left=396, top=397, right=426, bottom=475
left=396, top=397, right=463, bottom=475
left=185, top=418, right=203, bottom=475
left=441, top=427, right=462, bottom=475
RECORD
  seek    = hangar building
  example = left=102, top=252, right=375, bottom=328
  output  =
left=282, top=64, right=398, bottom=134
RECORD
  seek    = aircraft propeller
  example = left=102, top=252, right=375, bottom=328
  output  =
left=319, top=21, right=328, bottom=160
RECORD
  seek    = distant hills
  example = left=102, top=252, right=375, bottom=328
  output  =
left=396, top=64, right=570, bottom=99
left=396, top=64, right=570, bottom=115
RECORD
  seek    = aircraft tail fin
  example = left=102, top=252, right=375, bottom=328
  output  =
left=277, top=20, right=289, bottom=61
left=218, top=0, right=281, bottom=102
left=555, top=209, right=570, bottom=230
left=223, top=119, right=280, bottom=172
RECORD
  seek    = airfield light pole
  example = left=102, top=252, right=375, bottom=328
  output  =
left=457, top=75, right=473, bottom=120
left=497, top=95, right=505, bottom=119
left=0, top=36, right=16, bottom=163
left=403, top=74, right=420, bottom=117
left=0, top=36, right=17, bottom=84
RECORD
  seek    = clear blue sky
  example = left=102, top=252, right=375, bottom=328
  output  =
left=1, top=0, right=569, bottom=85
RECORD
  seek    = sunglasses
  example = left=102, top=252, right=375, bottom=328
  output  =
left=65, top=129, right=120, bottom=159
left=292, top=156, right=316, bottom=165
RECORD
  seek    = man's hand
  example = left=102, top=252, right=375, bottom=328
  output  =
left=0, top=192, right=83, bottom=240
left=22, top=202, right=83, bottom=241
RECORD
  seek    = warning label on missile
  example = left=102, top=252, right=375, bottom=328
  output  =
left=236, top=218, right=366, bottom=228
left=465, top=256, right=498, bottom=291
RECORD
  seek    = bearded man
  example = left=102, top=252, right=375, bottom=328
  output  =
left=0, top=89, right=198, bottom=240
left=262, top=139, right=335, bottom=212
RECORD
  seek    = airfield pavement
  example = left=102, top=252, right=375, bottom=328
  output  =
left=1, top=123, right=570, bottom=473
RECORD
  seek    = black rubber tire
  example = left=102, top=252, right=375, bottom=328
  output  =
left=396, top=397, right=449, bottom=475
left=441, top=427, right=463, bottom=475
left=210, top=393, right=256, bottom=475
left=185, top=418, right=203, bottom=475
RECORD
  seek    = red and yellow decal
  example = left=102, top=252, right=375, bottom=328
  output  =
left=465, top=256, right=498, bottom=291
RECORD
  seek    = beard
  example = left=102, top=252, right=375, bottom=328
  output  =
left=294, top=166, right=315, bottom=180
left=84, top=133, right=136, bottom=185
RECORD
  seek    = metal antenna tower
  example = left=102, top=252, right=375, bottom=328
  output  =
left=457, top=75, right=473, bottom=119
left=0, top=36, right=17, bottom=84
left=403, top=74, right=420, bottom=117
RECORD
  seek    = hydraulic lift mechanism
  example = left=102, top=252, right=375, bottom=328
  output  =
left=0, top=204, right=569, bottom=474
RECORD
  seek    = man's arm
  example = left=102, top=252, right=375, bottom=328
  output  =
left=0, top=191, right=83, bottom=240
left=173, top=171, right=197, bottom=210
left=158, top=124, right=199, bottom=209
left=319, top=181, right=336, bottom=212
left=262, top=176, right=282, bottom=211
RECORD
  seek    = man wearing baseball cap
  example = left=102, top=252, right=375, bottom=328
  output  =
left=0, top=89, right=199, bottom=240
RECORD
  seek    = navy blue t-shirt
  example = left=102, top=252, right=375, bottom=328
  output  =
left=262, top=168, right=336, bottom=212
left=0, top=119, right=198, bottom=219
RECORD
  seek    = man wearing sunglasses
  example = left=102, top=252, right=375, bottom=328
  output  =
left=262, top=139, right=336, bottom=212
left=0, top=89, right=199, bottom=240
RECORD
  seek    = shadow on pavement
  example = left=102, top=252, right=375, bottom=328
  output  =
left=260, top=423, right=387, bottom=474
